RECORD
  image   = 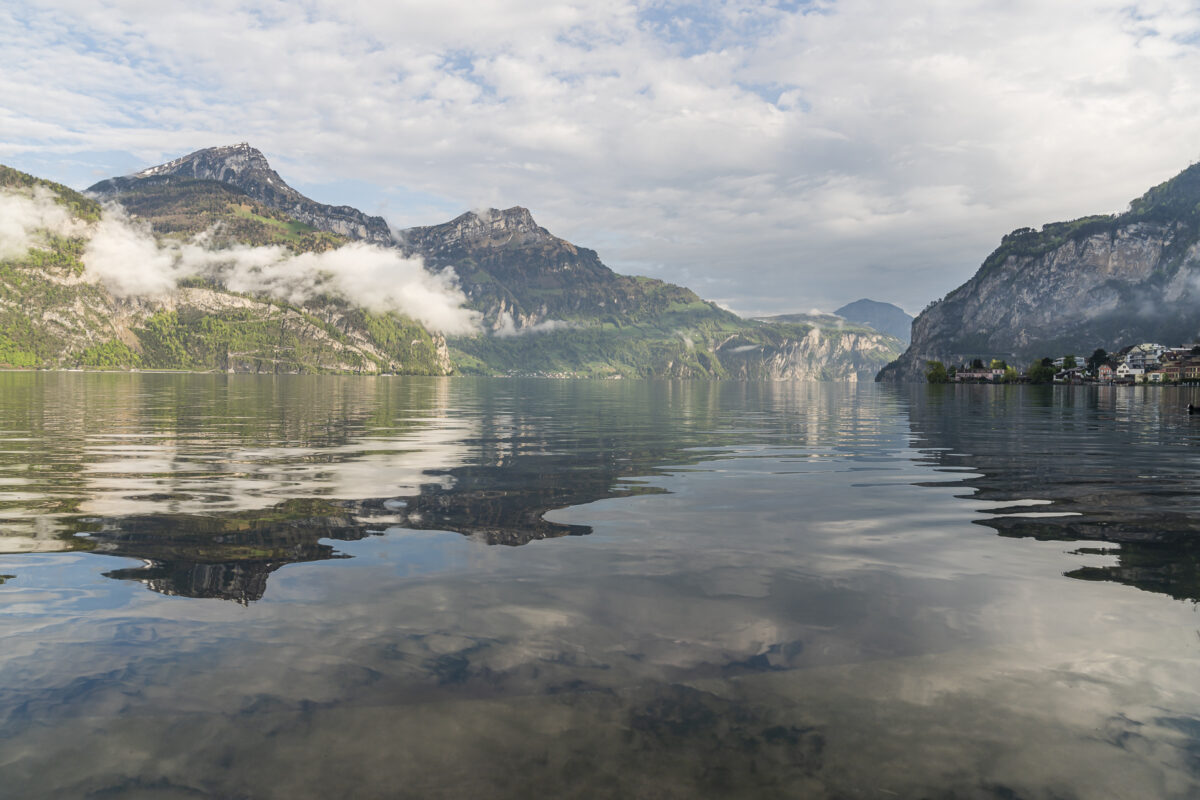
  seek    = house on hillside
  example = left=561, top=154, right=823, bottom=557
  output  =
left=1125, top=343, right=1165, bottom=370
left=1097, top=364, right=1114, bottom=382
left=1115, top=363, right=1144, bottom=381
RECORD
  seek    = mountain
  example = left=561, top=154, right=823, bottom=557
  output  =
left=6, top=143, right=903, bottom=379
left=400, top=206, right=706, bottom=328
left=753, top=311, right=848, bottom=328
left=833, top=299, right=913, bottom=343
left=0, top=164, right=448, bottom=374
left=89, top=143, right=394, bottom=244
left=398, top=208, right=904, bottom=378
left=878, top=163, right=1200, bottom=381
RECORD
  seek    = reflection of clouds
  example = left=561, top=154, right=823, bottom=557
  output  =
left=0, top=374, right=473, bottom=546
left=76, top=423, right=475, bottom=518
left=0, top=515, right=76, bottom=553
left=3, top=525, right=1200, bottom=798
left=4, top=379, right=1200, bottom=796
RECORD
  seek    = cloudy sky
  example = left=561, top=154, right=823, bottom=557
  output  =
left=4, top=0, right=1200, bottom=315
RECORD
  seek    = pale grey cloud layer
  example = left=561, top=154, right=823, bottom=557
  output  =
left=4, top=0, right=1200, bottom=314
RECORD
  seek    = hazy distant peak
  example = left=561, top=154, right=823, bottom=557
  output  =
left=832, top=298, right=913, bottom=344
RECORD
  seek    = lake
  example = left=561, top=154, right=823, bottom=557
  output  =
left=1, top=373, right=1199, bottom=798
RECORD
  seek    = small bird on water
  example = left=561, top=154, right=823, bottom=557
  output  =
left=1189, top=403, right=1197, bottom=415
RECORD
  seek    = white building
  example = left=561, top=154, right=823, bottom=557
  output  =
left=1125, top=343, right=1165, bottom=370
left=1115, top=363, right=1145, bottom=380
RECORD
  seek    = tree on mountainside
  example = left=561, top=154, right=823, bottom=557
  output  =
left=926, top=360, right=949, bottom=383
left=1027, top=359, right=1056, bottom=384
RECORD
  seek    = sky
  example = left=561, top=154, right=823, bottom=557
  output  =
left=4, top=1, right=1200, bottom=317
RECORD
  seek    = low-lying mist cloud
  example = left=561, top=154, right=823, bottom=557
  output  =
left=492, top=313, right=575, bottom=337
left=0, top=189, right=481, bottom=335
left=0, top=186, right=87, bottom=259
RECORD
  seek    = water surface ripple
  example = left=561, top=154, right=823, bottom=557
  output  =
left=0, top=374, right=1199, bottom=798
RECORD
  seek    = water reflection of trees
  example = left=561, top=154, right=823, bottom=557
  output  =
left=903, top=384, right=1200, bottom=602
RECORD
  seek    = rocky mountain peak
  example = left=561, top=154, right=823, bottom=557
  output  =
left=89, top=144, right=394, bottom=245
left=133, top=143, right=274, bottom=182
left=458, top=206, right=541, bottom=240
left=403, top=206, right=554, bottom=254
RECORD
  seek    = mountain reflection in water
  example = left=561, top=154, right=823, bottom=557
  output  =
left=0, top=373, right=719, bottom=602
left=906, top=383, right=1200, bottom=602
left=3, top=375, right=1200, bottom=798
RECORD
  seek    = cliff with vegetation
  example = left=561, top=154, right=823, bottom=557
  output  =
left=3, top=145, right=904, bottom=379
left=399, top=205, right=903, bottom=378
left=879, top=163, right=1200, bottom=381
left=0, top=165, right=448, bottom=374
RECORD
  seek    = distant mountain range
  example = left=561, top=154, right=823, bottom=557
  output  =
left=879, top=163, right=1200, bottom=381
left=0, top=145, right=904, bottom=379
left=832, top=299, right=912, bottom=344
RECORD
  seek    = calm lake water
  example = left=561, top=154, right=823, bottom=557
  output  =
left=2, top=373, right=1200, bottom=798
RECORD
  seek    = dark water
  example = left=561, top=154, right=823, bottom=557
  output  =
left=1, top=374, right=1199, bottom=798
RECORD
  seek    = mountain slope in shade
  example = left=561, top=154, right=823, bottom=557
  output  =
left=833, top=299, right=913, bottom=344
left=88, top=143, right=394, bottom=244
left=878, top=162, right=1200, bottom=381
left=399, top=206, right=711, bottom=329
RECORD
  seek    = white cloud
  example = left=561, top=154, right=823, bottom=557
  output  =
left=0, top=185, right=88, bottom=258
left=0, top=189, right=480, bottom=334
left=5, top=1, right=1200, bottom=314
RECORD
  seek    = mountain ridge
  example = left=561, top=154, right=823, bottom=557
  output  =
left=89, top=143, right=395, bottom=245
left=878, top=162, right=1200, bottom=381
left=833, top=299, right=912, bottom=344
left=0, top=164, right=449, bottom=374
left=60, top=144, right=906, bottom=379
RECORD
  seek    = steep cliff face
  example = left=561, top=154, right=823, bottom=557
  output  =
left=718, top=326, right=901, bottom=381
left=879, top=163, right=1200, bottom=381
left=88, top=144, right=394, bottom=244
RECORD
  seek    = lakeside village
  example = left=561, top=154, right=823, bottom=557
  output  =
left=926, top=343, right=1200, bottom=384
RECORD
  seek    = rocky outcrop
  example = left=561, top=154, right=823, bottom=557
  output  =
left=88, top=143, right=394, bottom=244
left=879, top=163, right=1200, bottom=381
left=717, top=326, right=901, bottom=381
left=400, top=206, right=704, bottom=328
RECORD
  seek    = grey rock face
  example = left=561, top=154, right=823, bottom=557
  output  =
left=718, top=327, right=902, bottom=382
left=89, top=143, right=394, bottom=245
left=879, top=164, right=1200, bottom=382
